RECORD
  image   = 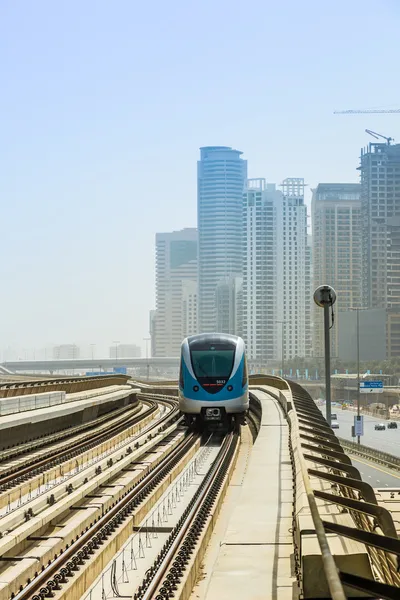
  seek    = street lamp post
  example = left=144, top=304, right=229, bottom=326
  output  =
left=349, top=307, right=367, bottom=445
left=276, top=321, right=287, bottom=377
left=90, top=344, right=95, bottom=373
left=356, top=308, right=361, bottom=444
left=113, top=341, right=120, bottom=366
left=314, top=286, right=337, bottom=427
left=143, top=338, right=151, bottom=381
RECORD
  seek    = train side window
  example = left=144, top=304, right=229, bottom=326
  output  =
left=179, top=361, right=184, bottom=389
left=242, top=357, right=248, bottom=387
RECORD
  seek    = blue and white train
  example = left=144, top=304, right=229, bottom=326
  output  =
left=179, top=333, right=249, bottom=429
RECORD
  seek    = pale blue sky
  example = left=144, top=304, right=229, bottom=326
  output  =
left=0, top=0, right=399, bottom=357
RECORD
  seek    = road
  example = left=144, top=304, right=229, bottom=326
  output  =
left=320, top=405, right=400, bottom=456
left=319, top=404, right=400, bottom=487
left=350, top=457, right=400, bottom=488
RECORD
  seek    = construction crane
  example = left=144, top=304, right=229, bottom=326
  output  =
left=334, top=108, right=400, bottom=114
left=365, top=129, right=393, bottom=144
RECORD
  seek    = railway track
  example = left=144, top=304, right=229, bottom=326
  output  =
left=0, top=396, right=179, bottom=522
left=0, top=393, right=185, bottom=600
left=0, top=387, right=247, bottom=600
left=0, top=398, right=140, bottom=461
left=10, top=428, right=197, bottom=600
left=135, top=430, right=239, bottom=600
left=0, top=397, right=160, bottom=491
left=0, top=401, right=141, bottom=465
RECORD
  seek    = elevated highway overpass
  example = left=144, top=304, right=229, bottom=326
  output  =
left=0, top=357, right=181, bottom=373
left=0, top=357, right=277, bottom=376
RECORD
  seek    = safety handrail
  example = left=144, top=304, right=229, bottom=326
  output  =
left=291, top=407, right=347, bottom=600
left=287, top=379, right=400, bottom=600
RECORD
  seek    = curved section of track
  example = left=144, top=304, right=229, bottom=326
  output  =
left=0, top=400, right=139, bottom=461
left=0, top=399, right=159, bottom=490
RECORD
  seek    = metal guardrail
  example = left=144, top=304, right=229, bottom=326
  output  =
left=338, top=437, right=400, bottom=471
left=287, top=379, right=400, bottom=600
left=252, top=377, right=400, bottom=599
left=290, top=407, right=347, bottom=600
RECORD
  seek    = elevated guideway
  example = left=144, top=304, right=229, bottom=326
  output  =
left=2, top=374, right=400, bottom=599
left=186, top=374, right=400, bottom=599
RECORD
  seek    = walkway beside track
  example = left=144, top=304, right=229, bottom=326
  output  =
left=198, top=387, right=294, bottom=600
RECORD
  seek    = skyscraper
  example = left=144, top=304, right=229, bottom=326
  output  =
left=360, top=141, right=400, bottom=310
left=276, top=178, right=310, bottom=360
left=360, top=140, right=400, bottom=357
left=153, top=228, right=197, bottom=357
left=242, top=179, right=278, bottom=363
left=311, top=183, right=361, bottom=358
left=197, top=146, right=247, bottom=333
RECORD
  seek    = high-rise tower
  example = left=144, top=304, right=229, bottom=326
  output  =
left=360, top=141, right=400, bottom=311
left=276, top=178, right=310, bottom=360
left=360, top=140, right=400, bottom=357
left=311, top=183, right=361, bottom=358
left=242, top=179, right=279, bottom=363
left=197, top=146, right=247, bottom=333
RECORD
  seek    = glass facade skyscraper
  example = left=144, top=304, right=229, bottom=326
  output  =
left=197, top=146, right=247, bottom=333
left=311, top=183, right=361, bottom=358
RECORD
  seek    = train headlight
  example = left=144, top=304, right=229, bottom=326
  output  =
left=193, top=385, right=199, bottom=392
left=227, top=385, right=233, bottom=391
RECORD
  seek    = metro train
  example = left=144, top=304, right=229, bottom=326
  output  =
left=178, top=333, right=249, bottom=430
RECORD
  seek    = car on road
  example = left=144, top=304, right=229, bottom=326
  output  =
left=331, top=420, right=339, bottom=429
left=387, top=421, right=398, bottom=429
left=375, top=423, right=386, bottom=431
left=331, top=413, right=338, bottom=420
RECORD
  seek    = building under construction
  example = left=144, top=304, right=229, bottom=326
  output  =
left=359, top=133, right=400, bottom=357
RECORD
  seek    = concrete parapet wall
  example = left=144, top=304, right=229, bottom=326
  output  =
left=289, top=410, right=373, bottom=598
left=0, top=375, right=130, bottom=398
left=0, top=387, right=138, bottom=450
left=0, top=391, right=66, bottom=416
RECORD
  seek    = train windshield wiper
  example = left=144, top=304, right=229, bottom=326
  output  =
left=194, top=361, right=209, bottom=379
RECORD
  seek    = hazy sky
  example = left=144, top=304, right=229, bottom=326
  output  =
left=1, top=0, right=399, bottom=358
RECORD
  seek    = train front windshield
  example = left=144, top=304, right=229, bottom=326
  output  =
left=191, top=350, right=235, bottom=379
left=189, top=342, right=236, bottom=393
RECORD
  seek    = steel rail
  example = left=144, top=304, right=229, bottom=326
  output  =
left=137, top=432, right=238, bottom=600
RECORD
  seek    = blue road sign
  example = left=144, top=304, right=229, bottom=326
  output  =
left=359, top=380, right=383, bottom=393
left=113, top=367, right=127, bottom=375
left=354, top=415, right=364, bottom=436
